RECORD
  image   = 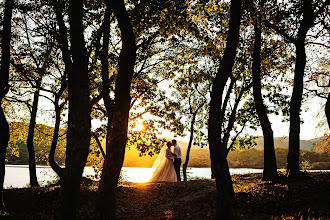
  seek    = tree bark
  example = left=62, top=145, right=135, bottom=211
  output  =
left=0, top=0, right=13, bottom=212
left=94, top=0, right=136, bottom=219
left=252, top=23, right=277, bottom=180
left=208, top=0, right=242, bottom=219
left=26, top=88, right=41, bottom=187
left=54, top=0, right=91, bottom=218
left=287, top=0, right=314, bottom=177
left=183, top=113, right=197, bottom=181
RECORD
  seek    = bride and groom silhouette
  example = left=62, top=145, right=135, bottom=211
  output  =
left=148, top=139, right=182, bottom=182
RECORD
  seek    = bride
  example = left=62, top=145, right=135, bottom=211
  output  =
left=148, top=142, right=177, bottom=182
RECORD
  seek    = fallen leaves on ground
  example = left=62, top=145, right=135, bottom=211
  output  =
left=2, top=172, right=330, bottom=219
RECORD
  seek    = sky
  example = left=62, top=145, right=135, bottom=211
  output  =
left=31, top=76, right=329, bottom=144
left=161, top=96, right=329, bottom=143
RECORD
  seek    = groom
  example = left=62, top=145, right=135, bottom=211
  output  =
left=172, top=139, right=182, bottom=182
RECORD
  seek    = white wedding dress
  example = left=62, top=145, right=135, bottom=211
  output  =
left=148, top=146, right=177, bottom=182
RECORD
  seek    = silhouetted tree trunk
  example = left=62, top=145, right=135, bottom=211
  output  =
left=92, top=132, right=106, bottom=159
left=49, top=77, right=66, bottom=179
left=0, top=0, right=13, bottom=212
left=252, top=23, right=277, bottom=181
left=208, top=0, right=242, bottom=219
left=95, top=0, right=136, bottom=218
left=326, top=92, right=330, bottom=128
left=26, top=87, right=40, bottom=187
left=54, top=0, right=91, bottom=218
left=50, top=0, right=72, bottom=184
left=183, top=113, right=197, bottom=181
left=287, top=0, right=314, bottom=177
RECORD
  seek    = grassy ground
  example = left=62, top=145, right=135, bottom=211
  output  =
left=2, top=172, right=330, bottom=219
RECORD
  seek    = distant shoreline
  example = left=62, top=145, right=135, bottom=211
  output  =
left=4, top=164, right=330, bottom=170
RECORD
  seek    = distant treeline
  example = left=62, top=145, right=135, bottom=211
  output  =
left=175, top=147, right=330, bottom=170
left=7, top=142, right=330, bottom=170
left=123, top=145, right=330, bottom=170
left=227, top=148, right=330, bottom=170
left=6, top=122, right=330, bottom=170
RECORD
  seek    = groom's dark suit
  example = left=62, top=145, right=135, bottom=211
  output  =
left=173, top=143, right=182, bottom=181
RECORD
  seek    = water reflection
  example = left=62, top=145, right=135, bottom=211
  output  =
left=121, top=167, right=153, bottom=183
left=4, top=165, right=329, bottom=188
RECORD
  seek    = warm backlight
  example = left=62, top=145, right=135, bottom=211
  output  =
left=123, top=167, right=153, bottom=183
left=132, top=123, right=144, bottom=132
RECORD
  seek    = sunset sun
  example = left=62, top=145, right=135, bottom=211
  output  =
left=132, top=123, right=145, bottom=132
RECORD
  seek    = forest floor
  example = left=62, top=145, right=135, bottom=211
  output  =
left=1, top=172, right=330, bottom=219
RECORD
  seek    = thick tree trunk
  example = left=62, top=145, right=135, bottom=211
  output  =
left=54, top=0, right=91, bottom=218
left=94, top=0, right=136, bottom=219
left=0, top=0, right=13, bottom=212
left=208, top=0, right=242, bottom=219
left=183, top=113, right=197, bottom=181
left=213, top=142, right=236, bottom=219
left=26, top=89, right=40, bottom=187
left=287, top=39, right=306, bottom=177
left=0, top=109, right=9, bottom=213
left=252, top=23, right=277, bottom=180
left=287, top=0, right=314, bottom=177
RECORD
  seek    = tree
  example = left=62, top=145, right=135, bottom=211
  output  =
left=170, top=67, right=209, bottom=181
left=267, top=0, right=330, bottom=177
left=94, top=0, right=136, bottom=218
left=9, top=3, right=70, bottom=186
left=54, top=0, right=91, bottom=218
left=48, top=75, right=67, bottom=179
left=287, top=0, right=315, bottom=177
left=0, top=0, right=13, bottom=212
left=208, top=0, right=242, bottom=218
left=250, top=2, right=277, bottom=180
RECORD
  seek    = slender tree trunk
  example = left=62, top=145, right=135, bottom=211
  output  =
left=0, top=0, right=13, bottom=212
left=54, top=0, right=91, bottom=218
left=92, top=132, right=106, bottom=159
left=51, top=0, right=73, bottom=75
left=49, top=104, right=64, bottom=179
left=183, top=113, right=197, bottom=181
left=26, top=88, right=40, bottom=187
left=50, top=0, right=71, bottom=181
left=49, top=78, right=66, bottom=179
left=208, top=0, right=242, bottom=219
left=95, top=0, right=136, bottom=219
left=49, top=105, right=64, bottom=178
left=252, top=23, right=277, bottom=180
left=287, top=0, right=314, bottom=177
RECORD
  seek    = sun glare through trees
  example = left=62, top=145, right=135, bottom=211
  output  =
left=0, top=0, right=330, bottom=219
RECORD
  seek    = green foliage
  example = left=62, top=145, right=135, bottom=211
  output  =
left=6, top=122, right=66, bottom=166
left=229, top=136, right=258, bottom=151
left=127, top=130, right=167, bottom=157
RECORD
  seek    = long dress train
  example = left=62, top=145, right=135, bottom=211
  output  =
left=148, top=146, right=177, bottom=182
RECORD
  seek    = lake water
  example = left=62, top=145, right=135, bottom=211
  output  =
left=3, top=165, right=264, bottom=188
left=4, top=165, right=327, bottom=189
